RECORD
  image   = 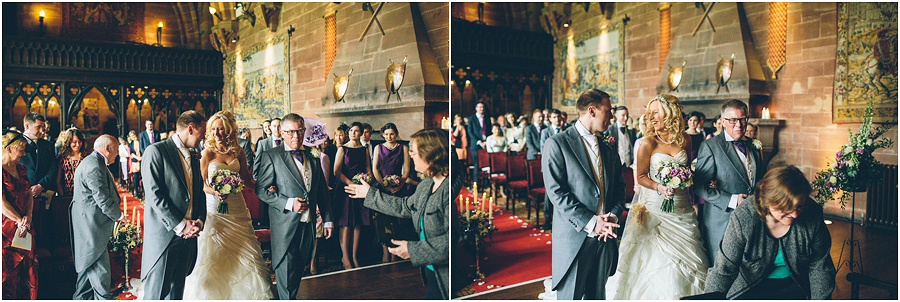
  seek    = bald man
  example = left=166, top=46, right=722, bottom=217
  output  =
left=71, top=135, right=125, bottom=300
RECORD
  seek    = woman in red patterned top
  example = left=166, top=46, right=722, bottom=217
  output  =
left=55, top=128, right=87, bottom=197
left=2, top=130, right=38, bottom=299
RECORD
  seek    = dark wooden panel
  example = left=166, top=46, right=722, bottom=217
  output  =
left=297, top=261, right=427, bottom=300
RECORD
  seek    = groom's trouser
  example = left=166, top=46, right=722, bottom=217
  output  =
left=143, top=238, right=197, bottom=300
left=556, top=237, right=617, bottom=300
left=274, top=223, right=314, bottom=300
left=73, top=252, right=114, bottom=300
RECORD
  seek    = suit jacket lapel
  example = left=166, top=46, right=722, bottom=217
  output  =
left=164, top=139, right=190, bottom=193
left=717, top=136, right=751, bottom=187
left=564, top=128, right=600, bottom=188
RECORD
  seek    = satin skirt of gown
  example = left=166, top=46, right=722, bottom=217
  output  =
left=183, top=160, right=273, bottom=300
left=606, top=151, right=709, bottom=299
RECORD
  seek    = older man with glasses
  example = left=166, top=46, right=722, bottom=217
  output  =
left=693, top=99, right=766, bottom=264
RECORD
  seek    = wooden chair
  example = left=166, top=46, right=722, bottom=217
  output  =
left=526, top=159, right=545, bottom=224
left=476, top=149, right=491, bottom=189
left=506, top=154, right=528, bottom=215
left=489, top=151, right=508, bottom=203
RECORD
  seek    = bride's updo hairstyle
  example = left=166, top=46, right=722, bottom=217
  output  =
left=205, top=110, right=242, bottom=156
left=642, top=94, right=686, bottom=148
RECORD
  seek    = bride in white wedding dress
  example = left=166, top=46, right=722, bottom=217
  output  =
left=183, top=111, right=273, bottom=300
left=606, top=95, right=709, bottom=299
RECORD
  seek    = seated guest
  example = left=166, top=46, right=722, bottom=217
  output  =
left=2, top=130, right=38, bottom=299
left=525, top=110, right=544, bottom=160
left=705, top=165, right=835, bottom=299
left=495, top=115, right=507, bottom=136
left=345, top=129, right=450, bottom=299
left=485, top=124, right=508, bottom=153
left=71, top=135, right=124, bottom=300
left=505, top=115, right=526, bottom=154
left=56, top=128, right=87, bottom=198
left=605, top=106, right=636, bottom=167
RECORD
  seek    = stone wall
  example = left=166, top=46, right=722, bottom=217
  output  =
left=223, top=2, right=448, bottom=141
left=552, top=2, right=898, bottom=219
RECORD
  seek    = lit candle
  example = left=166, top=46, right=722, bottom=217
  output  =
left=489, top=197, right=493, bottom=219
left=762, top=107, right=770, bottom=119
left=137, top=212, right=141, bottom=231
left=123, top=195, right=128, bottom=216
left=132, top=207, right=137, bottom=224
left=465, top=197, right=470, bottom=220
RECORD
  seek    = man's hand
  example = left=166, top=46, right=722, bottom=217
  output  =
left=388, top=240, right=410, bottom=259
left=709, top=180, right=718, bottom=189
left=324, top=227, right=333, bottom=239
left=268, top=186, right=277, bottom=193
left=292, top=198, right=309, bottom=213
left=737, top=194, right=749, bottom=206
left=29, top=185, right=42, bottom=197
left=182, top=220, right=203, bottom=239
left=593, top=213, right=620, bottom=242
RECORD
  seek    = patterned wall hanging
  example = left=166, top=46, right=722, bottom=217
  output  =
left=324, top=13, right=337, bottom=80
left=555, top=21, right=626, bottom=108
left=659, top=5, right=671, bottom=71
left=766, top=2, right=788, bottom=79
left=223, top=33, right=291, bottom=128
left=833, top=2, right=898, bottom=123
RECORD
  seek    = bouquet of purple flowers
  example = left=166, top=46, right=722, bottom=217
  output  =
left=382, top=175, right=402, bottom=188
left=656, top=160, right=693, bottom=213
left=352, top=173, right=374, bottom=185
left=210, top=169, right=244, bottom=214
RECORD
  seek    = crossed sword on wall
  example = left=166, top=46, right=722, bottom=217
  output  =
left=358, top=2, right=386, bottom=42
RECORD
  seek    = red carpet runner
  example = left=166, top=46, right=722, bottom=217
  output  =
left=111, top=185, right=143, bottom=300
left=458, top=189, right=551, bottom=293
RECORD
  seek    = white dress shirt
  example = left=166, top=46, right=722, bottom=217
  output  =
left=282, top=146, right=333, bottom=228
left=723, top=130, right=755, bottom=209
left=171, top=133, right=200, bottom=236
left=573, top=121, right=617, bottom=237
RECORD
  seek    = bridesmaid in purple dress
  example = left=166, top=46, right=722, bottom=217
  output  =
left=372, top=123, right=412, bottom=263
left=333, top=122, right=373, bottom=269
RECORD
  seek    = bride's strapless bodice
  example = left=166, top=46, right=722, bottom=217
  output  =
left=206, top=159, right=248, bottom=215
left=641, top=150, right=692, bottom=211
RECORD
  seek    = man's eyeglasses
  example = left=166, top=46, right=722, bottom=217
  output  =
left=722, top=117, right=748, bottom=125
left=281, top=129, right=306, bottom=137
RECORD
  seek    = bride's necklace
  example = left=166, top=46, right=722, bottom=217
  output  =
left=656, top=135, right=674, bottom=145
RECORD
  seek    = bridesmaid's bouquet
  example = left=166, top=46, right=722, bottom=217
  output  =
left=352, top=173, right=374, bottom=185
left=656, top=160, right=693, bottom=213
left=210, top=169, right=244, bottom=214
left=382, top=175, right=402, bottom=188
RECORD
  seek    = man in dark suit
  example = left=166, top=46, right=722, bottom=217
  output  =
left=524, top=110, right=545, bottom=160
left=21, top=112, right=57, bottom=197
left=466, top=102, right=490, bottom=180
left=543, top=89, right=625, bottom=299
left=239, top=129, right=255, bottom=172
left=694, top=100, right=765, bottom=263
left=255, top=117, right=282, bottom=173
left=140, top=120, right=161, bottom=154
left=540, top=109, right=565, bottom=145
left=605, top=106, right=637, bottom=167
left=140, top=111, right=208, bottom=299
left=71, top=135, right=123, bottom=300
left=255, top=113, right=332, bottom=299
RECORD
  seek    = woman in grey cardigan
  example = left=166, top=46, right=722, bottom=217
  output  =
left=345, top=128, right=449, bottom=300
left=705, top=165, right=836, bottom=299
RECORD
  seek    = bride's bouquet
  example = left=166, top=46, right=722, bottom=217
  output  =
left=656, top=160, right=693, bottom=213
left=210, top=169, right=244, bottom=214
left=352, top=173, right=374, bottom=185
left=381, top=175, right=402, bottom=188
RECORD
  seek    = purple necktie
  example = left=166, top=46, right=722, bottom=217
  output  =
left=290, top=150, right=304, bottom=163
left=732, top=140, right=747, bottom=155
left=275, top=139, right=282, bottom=147
left=481, top=118, right=487, bottom=138
left=150, top=131, right=155, bottom=144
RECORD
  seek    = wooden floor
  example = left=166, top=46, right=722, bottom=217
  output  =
left=297, top=260, right=426, bottom=299
left=456, top=218, right=898, bottom=300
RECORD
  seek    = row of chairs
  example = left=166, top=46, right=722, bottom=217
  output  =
left=468, top=149, right=547, bottom=225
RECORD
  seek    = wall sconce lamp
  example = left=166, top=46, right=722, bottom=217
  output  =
left=234, top=3, right=257, bottom=27
left=333, top=69, right=353, bottom=103
left=563, top=20, right=571, bottom=28
left=38, top=10, right=45, bottom=37
left=231, top=35, right=239, bottom=43
left=155, top=22, right=164, bottom=47
left=385, top=56, right=407, bottom=102
left=209, top=6, right=222, bottom=21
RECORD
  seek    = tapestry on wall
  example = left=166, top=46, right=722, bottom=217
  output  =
left=555, top=21, right=626, bottom=108
left=62, top=3, right=145, bottom=43
left=224, top=34, right=290, bottom=128
left=833, top=2, right=898, bottom=123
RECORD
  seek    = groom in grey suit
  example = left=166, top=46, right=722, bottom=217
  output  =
left=255, top=113, right=333, bottom=300
left=543, top=89, right=626, bottom=299
left=71, top=135, right=123, bottom=300
left=140, top=111, right=208, bottom=299
left=694, top=100, right=765, bottom=263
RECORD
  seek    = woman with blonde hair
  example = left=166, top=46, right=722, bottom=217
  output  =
left=182, top=110, right=273, bottom=299
left=2, top=130, right=38, bottom=299
left=605, top=94, right=708, bottom=299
